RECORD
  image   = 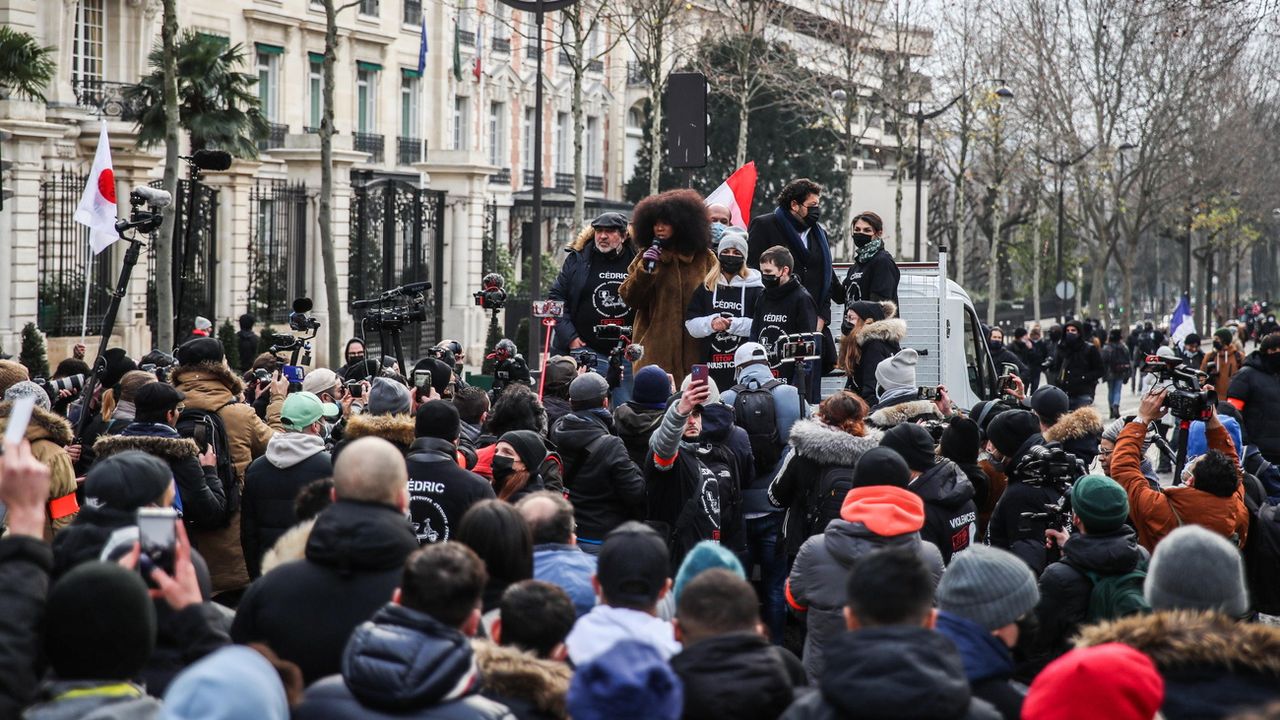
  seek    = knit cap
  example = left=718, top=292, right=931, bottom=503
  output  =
left=874, top=349, right=918, bottom=396
left=500, top=429, right=547, bottom=472
left=194, top=316, right=213, bottom=331
left=847, top=300, right=886, bottom=323
left=1070, top=475, right=1129, bottom=533
left=162, top=645, right=290, bottom=720
left=678, top=374, right=720, bottom=405
left=3, top=381, right=51, bottom=411
left=851, top=446, right=911, bottom=489
left=366, top=376, right=411, bottom=415
left=672, top=541, right=745, bottom=603
left=631, top=366, right=672, bottom=408
left=936, top=545, right=1039, bottom=631
left=1144, top=524, right=1249, bottom=617
left=45, top=562, right=157, bottom=681
left=1029, top=386, right=1070, bottom=425
left=175, top=337, right=224, bottom=366
left=939, top=416, right=980, bottom=465
left=567, top=640, right=683, bottom=720
left=880, top=423, right=936, bottom=472
left=985, top=410, right=1041, bottom=459
left=0, top=359, right=28, bottom=394
left=717, top=233, right=748, bottom=259
left=1023, top=643, right=1164, bottom=720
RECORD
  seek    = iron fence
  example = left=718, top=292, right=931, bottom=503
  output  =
left=246, top=180, right=309, bottom=325
left=37, top=171, right=113, bottom=337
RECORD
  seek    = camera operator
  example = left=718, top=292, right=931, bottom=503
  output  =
left=336, top=338, right=373, bottom=381
left=548, top=212, right=638, bottom=400
left=489, top=339, right=532, bottom=401
left=984, top=410, right=1074, bottom=575
left=1115, top=387, right=1249, bottom=551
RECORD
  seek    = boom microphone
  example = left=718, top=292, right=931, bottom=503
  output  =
left=191, top=149, right=233, bottom=171
left=130, top=186, right=172, bottom=208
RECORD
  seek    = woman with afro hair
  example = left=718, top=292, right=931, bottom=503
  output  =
left=620, top=189, right=717, bottom=377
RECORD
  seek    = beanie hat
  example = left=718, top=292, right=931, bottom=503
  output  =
left=672, top=541, right=745, bottom=603
left=3, top=381, right=50, bottom=411
left=1186, top=415, right=1244, bottom=462
left=569, top=372, right=610, bottom=405
left=847, top=300, right=887, bottom=323
left=732, top=342, right=769, bottom=369
left=875, top=349, right=918, bottom=396
left=85, top=450, right=174, bottom=510
left=301, top=367, right=339, bottom=396
left=1144, top=524, right=1249, bottom=617
left=366, top=376, right=411, bottom=415
left=281, top=392, right=338, bottom=430
left=936, top=545, right=1039, bottom=632
left=1214, top=327, right=1234, bottom=346
left=175, top=337, right=224, bottom=366
left=45, top=562, right=157, bottom=680
left=99, top=347, right=138, bottom=389
left=543, top=355, right=578, bottom=396
left=679, top=374, right=720, bottom=405
left=1023, top=643, right=1164, bottom=720
left=194, top=316, right=213, bottom=331
left=716, top=233, right=748, bottom=259
left=1184, top=333, right=1201, bottom=345
left=879, top=424, right=936, bottom=473
left=162, top=645, right=290, bottom=720
left=0, top=359, right=28, bottom=394
left=416, top=399, right=461, bottom=441
left=1070, top=475, right=1130, bottom=533
left=940, top=416, right=980, bottom=465
left=840, top=485, right=925, bottom=536
left=969, top=400, right=1012, bottom=438
left=852, top=446, right=911, bottom=489
left=1029, top=386, right=1071, bottom=426
left=134, top=382, right=185, bottom=417
left=500, top=429, right=547, bottom=471
left=986, top=410, right=1041, bottom=459
left=631, top=366, right=672, bottom=408
left=567, top=640, right=683, bottom=720
left=411, top=357, right=454, bottom=397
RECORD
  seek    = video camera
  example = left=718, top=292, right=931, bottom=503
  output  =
left=113, top=186, right=171, bottom=235
left=1141, top=354, right=1215, bottom=421
left=590, top=324, right=643, bottom=389
left=488, top=338, right=532, bottom=397
left=289, top=298, right=321, bottom=332
left=1021, top=493, right=1074, bottom=534
left=474, top=273, right=507, bottom=311
left=1014, top=444, right=1086, bottom=488
left=531, top=299, right=564, bottom=318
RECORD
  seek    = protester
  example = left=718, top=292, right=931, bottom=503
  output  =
left=566, top=640, right=683, bottom=720
left=1046, top=320, right=1104, bottom=410
left=1227, top=332, right=1280, bottom=465
left=988, top=326, right=1028, bottom=384
left=0, top=381, right=78, bottom=537
left=161, top=645, right=292, bottom=720
left=541, top=355, right=578, bottom=428
left=473, top=384, right=549, bottom=480
left=1205, top=327, right=1248, bottom=395
left=684, top=231, right=763, bottom=389
left=690, top=386, right=752, bottom=557
left=1021, top=644, right=1164, bottom=720
left=866, top=349, right=951, bottom=427
left=840, top=210, right=900, bottom=307
left=880, top=423, right=979, bottom=563
left=516, top=491, right=598, bottom=617
left=934, top=546, right=1041, bottom=720
left=564, top=522, right=680, bottom=666
left=335, top=376, right=415, bottom=457
left=478, top=580, right=576, bottom=719
left=550, top=372, right=645, bottom=550
left=493, top=429, right=550, bottom=501
left=838, top=300, right=905, bottom=406
left=456, top=499, right=534, bottom=617
left=0, top=438, right=54, bottom=717
left=1031, top=385, right=1104, bottom=469
left=619, top=188, right=717, bottom=375
left=1101, top=329, right=1133, bottom=419
left=939, top=417, right=992, bottom=532
left=749, top=246, right=820, bottom=392
left=1180, top=332, right=1205, bottom=371
left=231, top=436, right=418, bottom=685
left=453, top=384, right=490, bottom=466
left=984, top=409, right=1065, bottom=574
left=613, top=365, right=672, bottom=468
left=404, top=399, right=493, bottom=545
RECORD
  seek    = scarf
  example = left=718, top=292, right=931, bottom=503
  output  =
left=772, top=206, right=832, bottom=303
left=855, top=237, right=884, bottom=265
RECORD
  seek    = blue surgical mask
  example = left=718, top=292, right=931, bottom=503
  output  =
left=710, top=222, right=727, bottom=246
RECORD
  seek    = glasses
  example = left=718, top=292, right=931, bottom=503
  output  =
left=175, top=405, right=186, bottom=414
left=1096, top=446, right=1113, bottom=456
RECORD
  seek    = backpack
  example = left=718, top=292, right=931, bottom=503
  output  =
left=1243, top=494, right=1280, bottom=615
left=1083, top=563, right=1151, bottom=622
left=730, top=379, right=785, bottom=475
left=1102, top=344, right=1131, bottom=380
left=809, top=465, right=858, bottom=538
left=175, top=400, right=239, bottom=527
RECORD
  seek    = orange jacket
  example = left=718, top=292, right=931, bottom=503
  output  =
left=1110, top=421, right=1249, bottom=552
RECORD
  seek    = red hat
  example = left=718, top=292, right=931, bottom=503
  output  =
left=1023, top=643, right=1164, bottom=720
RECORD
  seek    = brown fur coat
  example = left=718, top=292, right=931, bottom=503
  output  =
left=0, top=403, right=77, bottom=538
left=619, top=248, right=718, bottom=377
left=472, top=640, right=571, bottom=719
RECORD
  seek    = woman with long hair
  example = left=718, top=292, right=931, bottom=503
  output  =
left=456, top=499, right=534, bottom=615
left=837, top=300, right=905, bottom=407
left=684, top=228, right=763, bottom=389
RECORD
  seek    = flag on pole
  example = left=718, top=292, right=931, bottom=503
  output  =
left=703, top=162, right=757, bottom=230
left=416, top=12, right=429, bottom=76
left=452, top=22, right=462, bottom=81
left=74, top=120, right=119, bottom=255
left=473, top=22, right=483, bottom=81
left=1170, top=294, right=1196, bottom=346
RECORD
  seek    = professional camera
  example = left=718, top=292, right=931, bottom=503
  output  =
left=113, top=186, right=171, bottom=235
left=593, top=324, right=632, bottom=341
left=365, top=300, right=428, bottom=328
left=575, top=349, right=599, bottom=370
left=532, top=299, right=564, bottom=318
left=474, top=273, right=507, bottom=311
left=39, top=373, right=85, bottom=396
left=1020, top=493, right=1074, bottom=534
left=289, top=297, right=321, bottom=332
left=488, top=338, right=531, bottom=397
left=252, top=368, right=272, bottom=384
left=1141, top=354, right=1215, bottom=421
left=1014, top=443, right=1086, bottom=487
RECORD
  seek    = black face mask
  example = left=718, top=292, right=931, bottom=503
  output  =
left=1063, top=333, right=1082, bottom=348
left=852, top=232, right=875, bottom=247
left=841, top=320, right=855, bottom=336
left=802, top=205, right=821, bottom=227
left=718, top=254, right=744, bottom=274
left=1265, top=353, right=1280, bottom=373
left=491, top=455, right=516, bottom=487
left=989, top=340, right=1004, bottom=354
left=1213, top=340, right=1223, bottom=350
left=761, top=273, right=782, bottom=288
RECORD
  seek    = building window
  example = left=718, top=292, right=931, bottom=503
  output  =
left=401, top=74, right=420, bottom=138
left=72, top=0, right=106, bottom=87
left=458, top=0, right=471, bottom=34
left=359, top=0, right=379, bottom=16
left=522, top=106, right=535, bottom=170
left=357, top=68, right=377, bottom=133
left=256, top=50, right=279, bottom=122
left=453, top=96, right=470, bottom=150
left=308, top=56, right=323, bottom=130
left=489, top=102, right=506, bottom=167
left=555, top=112, right=570, bottom=173
left=586, top=115, right=600, bottom=175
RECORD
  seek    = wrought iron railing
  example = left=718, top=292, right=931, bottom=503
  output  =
left=523, top=169, right=536, bottom=186
left=492, top=37, right=511, bottom=53
left=586, top=175, right=604, bottom=192
left=353, top=132, right=385, bottom=163
left=626, top=61, right=648, bottom=86
left=458, top=29, right=476, bottom=46
left=554, top=172, right=572, bottom=191
left=397, top=136, right=423, bottom=165
left=257, top=122, right=288, bottom=152
left=489, top=168, right=512, bottom=184
left=73, top=79, right=146, bottom=120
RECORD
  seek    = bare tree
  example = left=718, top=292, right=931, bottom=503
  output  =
left=622, top=0, right=690, bottom=195
left=155, top=0, right=180, bottom=352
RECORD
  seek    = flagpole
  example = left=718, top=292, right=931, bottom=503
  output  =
left=80, top=250, right=94, bottom=345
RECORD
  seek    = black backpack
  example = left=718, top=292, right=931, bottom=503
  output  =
left=730, top=379, right=785, bottom=475
left=809, top=464, right=858, bottom=538
left=175, top=400, right=239, bottom=527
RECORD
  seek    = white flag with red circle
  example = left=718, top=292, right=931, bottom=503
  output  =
left=704, top=161, right=757, bottom=230
left=74, top=120, right=119, bottom=254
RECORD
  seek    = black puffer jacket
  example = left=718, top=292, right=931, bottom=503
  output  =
left=230, top=500, right=419, bottom=685
left=911, top=459, right=978, bottom=565
left=93, top=423, right=227, bottom=530
left=671, top=632, right=797, bottom=720
left=1228, top=351, right=1280, bottom=464
left=0, top=536, right=51, bottom=717
left=241, top=432, right=333, bottom=578
left=405, top=437, right=495, bottom=545
left=550, top=409, right=645, bottom=543
left=1047, top=338, right=1103, bottom=398
left=294, top=604, right=512, bottom=720
left=986, top=436, right=1066, bottom=575
left=613, top=402, right=665, bottom=468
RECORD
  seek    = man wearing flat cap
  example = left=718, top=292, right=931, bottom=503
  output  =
left=549, top=211, right=638, bottom=402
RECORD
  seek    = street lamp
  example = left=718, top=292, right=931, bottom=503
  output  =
left=884, top=79, right=1012, bottom=261
left=1041, top=144, right=1097, bottom=325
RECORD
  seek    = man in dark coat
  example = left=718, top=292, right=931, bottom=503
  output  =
left=405, top=400, right=495, bottom=544
left=547, top=212, right=636, bottom=358
left=231, top=437, right=419, bottom=685
left=988, top=327, right=1027, bottom=379
left=236, top=314, right=258, bottom=373
left=1227, top=333, right=1280, bottom=464
left=1046, top=320, right=1104, bottom=409
left=880, top=424, right=979, bottom=564
left=983, top=411, right=1070, bottom=575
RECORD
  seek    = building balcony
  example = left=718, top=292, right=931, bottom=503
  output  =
left=73, top=79, right=145, bottom=120
left=492, top=37, right=511, bottom=53
left=397, top=136, right=424, bottom=165
left=522, top=169, right=536, bottom=186
left=303, top=125, right=321, bottom=134
left=558, top=49, right=573, bottom=65
left=458, top=29, right=476, bottom=46
left=257, top=122, right=288, bottom=152
left=353, top=131, right=385, bottom=163
left=626, top=62, right=648, bottom=86
left=526, top=44, right=540, bottom=60
left=554, top=172, right=572, bottom=191
left=586, top=175, right=604, bottom=192
left=587, top=59, right=604, bottom=73
left=490, top=168, right=512, bottom=184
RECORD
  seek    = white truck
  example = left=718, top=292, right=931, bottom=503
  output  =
left=825, top=250, right=1003, bottom=410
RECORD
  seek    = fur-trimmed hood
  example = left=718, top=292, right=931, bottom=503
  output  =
left=854, top=317, right=908, bottom=348
left=787, top=418, right=883, bottom=465
left=261, top=519, right=315, bottom=575
left=0, top=402, right=73, bottom=447
left=1076, top=610, right=1280, bottom=677
left=568, top=223, right=637, bottom=254
left=472, top=639, right=571, bottom=719
left=869, top=400, right=945, bottom=428
left=170, top=360, right=245, bottom=403
left=94, top=432, right=198, bottom=463
left=344, top=412, right=416, bottom=449
left=1042, top=406, right=1104, bottom=444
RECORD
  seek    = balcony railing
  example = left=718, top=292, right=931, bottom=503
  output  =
left=353, top=131, right=384, bottom=163
left=257, top=122, right=288, bottom=152
left=554, top=172, right=572, bottom=191
left=522, top=169, right=536, bottom=186
left=526, top=43, right=540, bottom=60
left=587, top=59, right=604, bottom=73
left=403, top=0, right=422, bottom=24
left=303, top=125, right=321, bottom=134
left=492, top=37, right=511, bottom=53
left=490, top=168, right=512, bottom=184
left=626, top=61, right=648, bottom=86
left=397, top=136, right=424, bottom=165
left=558, top=49, right=573, bottom=65
left=73, top=79, right=145, bottom=120
left=458, top=29, right=476, bottom=46
left=586, top=175, right=604, bottom=192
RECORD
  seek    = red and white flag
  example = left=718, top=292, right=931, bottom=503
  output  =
left=74, top=120, right=119, bottom=255
left=704, top=161, right=757, bottom=230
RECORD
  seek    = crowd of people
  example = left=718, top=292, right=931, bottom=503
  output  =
left=1, top=177, right=1279, bottom=719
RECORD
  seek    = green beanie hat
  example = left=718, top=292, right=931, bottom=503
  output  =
left=1071, top=475, right=1129, bottom=533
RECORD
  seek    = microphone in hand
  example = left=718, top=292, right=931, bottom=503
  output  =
left=643, top=242, right=663, bottom=273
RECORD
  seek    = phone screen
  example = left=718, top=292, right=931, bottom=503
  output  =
left=917, top=386, right=939, bottom=400
left=413, top=369, right=433, bottom=390
left=3, top=395, right=35, bottom=447
left=349, top=382, right=364, bottom=399
left=282, top=365, right=305, bottom=383
left=137, top=509, right=177, bottom=577
left=690, top=364, right=709, bottom=383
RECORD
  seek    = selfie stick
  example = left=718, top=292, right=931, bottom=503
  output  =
left=536, top=316, right=556, bottom=401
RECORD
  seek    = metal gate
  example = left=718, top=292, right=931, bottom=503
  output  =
left=348, top=176, right=446, bottom=360
left=147, top=179, right=220, bottom=342
left=37, top=171, right=113, bottom=337
left=247, top=180, right=309, bottom=325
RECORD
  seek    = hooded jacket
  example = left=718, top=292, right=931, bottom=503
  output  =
left=293, top=604, right=512, bottom=720
left=1047, top=335, right=1103, bottom=398
left=910, top=459, right=978, bottom=565
left=785, top=485, right=944, bottom=681
left=94, top=423, right=227, bottom=530
left=619, top=246, right=718, bottom=375
left=749, top=275, right=819, bottom=356
left=549, top=409, right=644, bottom=543
left=0, top=402, right=78, bottom=538
left=22, top=683, right=162, bottom=720
left=934, top=612, right=1024, bottom=720
left=850, top=317, right=906, bottom=406
left=1076, top=610, right=1280, bottom=719
left=241, top=432, right=332, bottom=578
left=612, top=402, right=665, bottom=469
left=766, top=419, right=883, bottom=556
left=404, top=436, right=495, bottom=545
left=0, top=536, right=51, bottom=717
left=170, top=361, right=284, bottom=593
left=1227, top=350, right=1280, bottom=464
left=547, top=232, right=637, bottom=356
left=564, top=604, right=681, bottom=667
left=259, top=517, right=315, bottom=575
left=1041, top=406, right=1104, bottom=469
left=230, top=499, right=419, bottom=685
left=473, top=640, right=571, bottom=720
left=779, top=626, right=1001, bottom=720
left=685, top=271, right=764, bottom=390
left=1111, top=421, right=1249, bottom=552
left=986, top=434, right=1065, bottom=574
left=670, top=631, right=796, bottom=720
left=335, top=412, right=416, bottom=458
